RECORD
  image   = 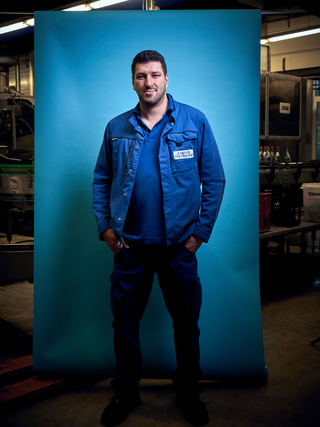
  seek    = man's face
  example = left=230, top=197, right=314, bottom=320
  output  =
left=132, top=61, right=168, bottom=108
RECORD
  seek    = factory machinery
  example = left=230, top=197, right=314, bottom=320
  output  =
left=0, top=56, right=34, bottom=282
left=260, top=161, right=320, bottom=227
left=259, top=71, right=320, bottom=227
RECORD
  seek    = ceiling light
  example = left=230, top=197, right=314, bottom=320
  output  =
left=261, top=27, right=320, bottom=44
left=63, top=1, right=129, bottom=11
left=0, top=22, right=29, bottom=35
left=90, top=0, right=129, bottom=8
left=63, top=4, right=93, bottom=12
left=269, top=27, right=320, bottom=42
left=25, top=18, right=35, bottom=26
left=0, top=1, right=129, bottom=35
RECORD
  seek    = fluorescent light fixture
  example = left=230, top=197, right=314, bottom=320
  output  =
left=25, top=18, right=35, bottom=26
left=91, top=0, right=129, bottom=8
left=0, top=21, right=29, bottom=35
left=63, top=0, right=128, bottom=11
left=63, top=4, right=92, bottom=11
left=0, top=1, right=129, bottom=35
left=0, top=18, right=34, bottom=35
left=261, top=26, right=320, bottom=44
left=269, top=27, right=320, bottom=42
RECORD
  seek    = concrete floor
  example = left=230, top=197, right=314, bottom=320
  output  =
left=1, top=278, right=320, bottom=426
left=0, top=281, right=33, bottom=335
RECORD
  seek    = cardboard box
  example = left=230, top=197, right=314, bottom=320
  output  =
left=301, top=183, right=320, bottom=222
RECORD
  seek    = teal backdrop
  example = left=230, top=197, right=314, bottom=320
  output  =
left=34, top=10, right=266, bottom=380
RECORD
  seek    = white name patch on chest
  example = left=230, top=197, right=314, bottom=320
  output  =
left=173, top=149, right=194, bottom=160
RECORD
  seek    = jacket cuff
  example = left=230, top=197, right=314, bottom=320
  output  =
left=192, top=227, right=210, bottom=243
left=98, top=219, right=111, bottom=241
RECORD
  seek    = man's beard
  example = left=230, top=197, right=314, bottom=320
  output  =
left=139, top=88, right=166, bottom=107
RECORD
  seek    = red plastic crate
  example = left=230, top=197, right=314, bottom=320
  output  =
left=259, top=192, right=271, bottom=233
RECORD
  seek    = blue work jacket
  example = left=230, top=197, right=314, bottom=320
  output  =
left=92, top=95, right=225, bottom=246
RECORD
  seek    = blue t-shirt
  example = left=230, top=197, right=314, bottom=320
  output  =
left=122, top=96, right=174, bottom=244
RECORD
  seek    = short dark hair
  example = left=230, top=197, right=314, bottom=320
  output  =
left=131, top=50, right=167, bottom=76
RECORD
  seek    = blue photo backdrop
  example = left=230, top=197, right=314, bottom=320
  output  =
left=34, top=10, right=266, bottom=380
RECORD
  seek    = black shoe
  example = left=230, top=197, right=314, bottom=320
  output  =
left=176, top=394, right=209, bottom=426
left=100, top=395, right=141, bottom=426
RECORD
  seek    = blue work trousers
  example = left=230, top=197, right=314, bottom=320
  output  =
left=110, top=242, right=202, bottom=398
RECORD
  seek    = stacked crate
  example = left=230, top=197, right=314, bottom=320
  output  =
left=259, top=192, right=272, bottom=233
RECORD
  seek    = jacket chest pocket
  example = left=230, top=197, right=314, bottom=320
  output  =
left=111, top=137, right=137, bottom=173
left=167, top=131, right=197, bottom=173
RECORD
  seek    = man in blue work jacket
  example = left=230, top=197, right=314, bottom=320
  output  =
left=93, top=50, right=225, bottom=426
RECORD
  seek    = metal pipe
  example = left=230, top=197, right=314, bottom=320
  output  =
left=261, top=10, right=310, bottom=16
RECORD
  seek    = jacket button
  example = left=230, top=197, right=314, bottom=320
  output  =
left=123, top=192, right=126, bottom=196
left=135, top=146, right=138, bottom=149
left=171, top=121, right=174, bottom=125
left=117, top=217, right=121, bottom=221
left=129, top=169, right=132, bottom=172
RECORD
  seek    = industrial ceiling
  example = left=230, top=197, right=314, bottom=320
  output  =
left=0, top=0, right=320, bottom=54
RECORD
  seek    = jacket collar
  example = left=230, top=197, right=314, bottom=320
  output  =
left=129, top=93, right=176, bottom=136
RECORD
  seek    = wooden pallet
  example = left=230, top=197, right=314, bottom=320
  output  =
left=0, top=355, right=65, bottom=407
left=0, top=354, right=32, bottom=377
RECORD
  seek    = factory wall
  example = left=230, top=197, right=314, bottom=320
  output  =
left=8, top=52, right=34, bottom=96
left=270, top=34, right=320, bottom=72
left=261, top=15, right=320, bottom=73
